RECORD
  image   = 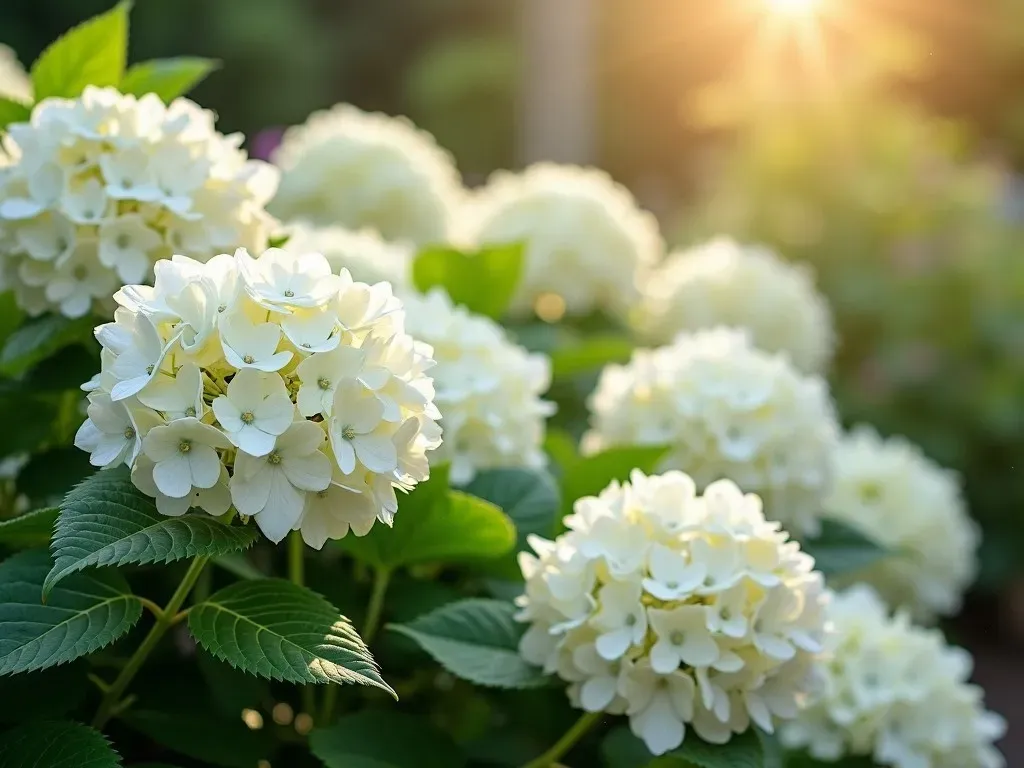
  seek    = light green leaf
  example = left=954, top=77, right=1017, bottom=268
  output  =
left=561, top=445, right=669, bottom=517
left=44, top=469, right=260, bottom=595
left=800, top=519, right=891, bottom=577
left=338, top=489, right=515, bottom=571
left=0, top=549, right=142, bottom=675
left=310, top=711, right=466, bottom=768
left=187, top=578, right=394, bottom=696
left=0, top=314, right=95, bottom=376
left=0, top=720, right=121, bottom=767
left=550, top=334, right=634, bottom=380
left=464, top=467, right=559, bottom=577
left=30, top=1, right=130, bottom=100
left=412, top=242, right=524, bottom=319
left=123, top=709, right=274, bottom=768
left=0, top=97, right=31, bottom=132
left=0, top=507, right=58, bottom=549
left=388, top=598, right=547, bottom=689
left=120, top=57, right=219, bottom=101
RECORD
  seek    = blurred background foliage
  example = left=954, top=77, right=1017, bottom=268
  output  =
left=1, top=0, right=1022, bottom=591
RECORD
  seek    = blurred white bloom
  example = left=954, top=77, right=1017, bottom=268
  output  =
left=584, top=328, right=839, bottom=536
left=463, top=163, right=663, bottom=319
left=400, top=288, right=554, bottom=484
left=76, top=247, right=442, bottom=547
left=284, top=221, right=413, bottom=291
left=0, top=45, right=30, bottom=102
left=781, top=585, right=1005, bottom=768
left=271, top=104, right=462, bottom=245
left=517, top=470, right=828, bottom=756
left=0, top=86, right=278, bottom=318
left=824, top=426, right=980, bottom=621
left=639, top=238, right=834, bottom=373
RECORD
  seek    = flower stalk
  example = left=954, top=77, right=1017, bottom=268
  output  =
left=92, top=556, right=210, bottom=729
left=521, top=710, right=603, bottom=768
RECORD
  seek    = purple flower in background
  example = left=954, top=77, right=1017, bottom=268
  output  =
left=250, top=127, right=284, bottom=162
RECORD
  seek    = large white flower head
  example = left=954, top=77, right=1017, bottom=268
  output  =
left=516, top=470, right=828, bottom=756
left=0, top=86, right=278, bottom=318
left=781, top=585, right=1005, bottom=768
left=463, top=163, right=664, bottom=319
left=74, top=247, right=442, bottom=549
left=0, top=45, right=31, bottom=103
left=284, top=220, right=412, bottom=292
left=583, top=328, right=839, bottom=536
left=824, top=426, right=979, bottom=621
left=639, top=238, right=834, bottom=374
left=270, top=103, right=462, bottom=245
left=400, top=288, right=554, bottom=484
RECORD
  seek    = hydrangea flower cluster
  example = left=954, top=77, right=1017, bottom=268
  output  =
left=284, top=220, right=412, bottom=293
left=583, top=329, right=838, bottom=536
left=463, top=163, right=663, bottom=319
left=516, top=470, right=828, bottom=756
left=0, top=86, right=278, bottom=318
left=400, top=288, right=554, bottom=484
left=824, top=426, right=979, bottom=621
left=270, top=103, right=463, bottom=246
left=781, top=585, right=1005, bottom=768
left=74, top=246, right=442, bottom=549
left=639, top=238, right=834, bottom=374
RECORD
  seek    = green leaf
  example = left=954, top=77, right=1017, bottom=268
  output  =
left=30, top=1, right=130, bottom=100
left=550, top=334, right=634, bottom=380
left=120, top=57, right=219, bottom=101
left=187, top=578, right=394, bottom=696
left=412, top=243, right=524, bottom=319
left=0, top=314, right=95, bottom=376
left=0, top=507, right=58, bottom=549
left=800, top=518, right=891, bottom=577
left=123, top=710, right=274, bottom=768
left=0, top=549, right=142, bottom=674
left=0, top=720, right=121, bottom=767
left=388, top=598, right=547, bottom=689
left=310, top=711, right=466, bottom=768
left=339, top=489, right=515, bottom=571
left=464, top=467, right=559, bottom=577
left=561, top=445, right=669, bottom=517
left=0, top=97, right=31, bottom=132
left=45, top=469, right=260, bottom=595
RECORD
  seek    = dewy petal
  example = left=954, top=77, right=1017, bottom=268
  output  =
left=277, top=420, right=326, bottom=455
left=236, top=427, right=277, bottom=458
left=650, top=640, right=680, bottom=675
left=332, top=436, right=357, bottom=475
left=230, top=467, right=272, bottom=515
left=254, top=471, right=305, bottom=543
left=254, top=393, right=295, bottom=435
left=282, top=450, right=332, bottom=492
left=631, top=691, right=685, bottom=757
left=580, top=677, right=618, bottom=713
left=188, top=445, right=222, bottom=489
left=596, top=627, right=634, bottom=661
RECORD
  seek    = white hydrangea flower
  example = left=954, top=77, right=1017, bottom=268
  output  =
left=284, top=221, right=412, bottom=292
left=399, top=288, right=555, bottom=484
left=781, top=585, right=1005, bottom=768
left=76, top=247, right=442, bottom=547
left=0, top=86, right=278, bottom=318
left=584, top=328, right=839, bottom=536
left=462, top=163, right=664, bottom=319
left=270, top=104, right=462, bottom=245
left=824, top=426, right=980, bottom=621
left=0, top=45, right=30, bottom=103
left=517, top=471, right=828, bottom=757
left=638, top=238, right=834, bottom=374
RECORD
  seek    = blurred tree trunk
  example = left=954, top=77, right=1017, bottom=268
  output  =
left=520, top=0, right=594, bottom=165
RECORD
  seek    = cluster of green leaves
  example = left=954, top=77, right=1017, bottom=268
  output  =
left=0, top=0, right=217, bottom=135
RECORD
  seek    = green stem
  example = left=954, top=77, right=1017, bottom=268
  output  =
left=521, top=711, right=603, bottom=768
left=92, top=557, right=210, bottom=729
left=319, top=566, right=391, bottom=725
left=288, top=530, right=305, bottom=586
left=287, top=531, right=315, bottom=716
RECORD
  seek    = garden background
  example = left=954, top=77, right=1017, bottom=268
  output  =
left=1, top=0, right=1022, bottom=763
